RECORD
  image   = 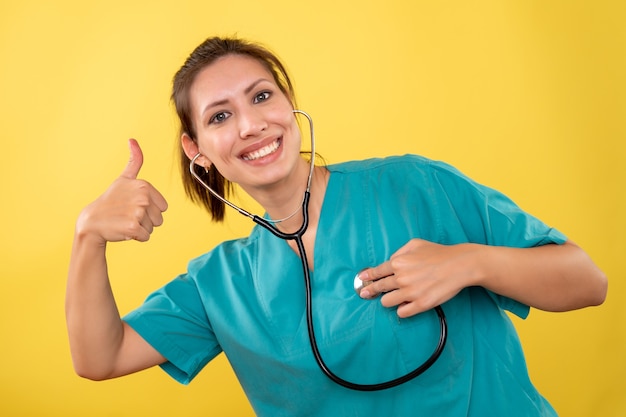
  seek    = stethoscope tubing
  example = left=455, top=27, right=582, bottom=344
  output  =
left=188, top=110, right=448, bottom=391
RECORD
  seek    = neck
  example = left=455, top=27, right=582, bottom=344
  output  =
left=244, top=162, right=328, bottom=235
left=276, top=165, right=328, bottom=234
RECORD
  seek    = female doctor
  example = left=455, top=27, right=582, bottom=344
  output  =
left=66, top=37, right=607, bottom=416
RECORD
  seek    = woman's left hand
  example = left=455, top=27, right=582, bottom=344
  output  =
left=358, top=239, right=481, bottom=318
left=358, top=238, right=607, bottom=317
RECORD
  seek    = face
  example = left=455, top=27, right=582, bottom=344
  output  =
left=183, top=54, right=303, bottom=194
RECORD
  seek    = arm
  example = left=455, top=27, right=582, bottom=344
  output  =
left=66, top=139, right=168, bottom=380
left=358, top=238, right=607, bottom=318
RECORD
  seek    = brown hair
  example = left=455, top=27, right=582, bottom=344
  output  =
left=172, top=36, right=296, bottom=221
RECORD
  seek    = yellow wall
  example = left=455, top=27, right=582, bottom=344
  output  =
left=1, top=0, right=624, bottom=415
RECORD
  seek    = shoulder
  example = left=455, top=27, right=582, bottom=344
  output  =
left=186, top=232, right=261, bottom=276
left=329, top=154, right=466, bottom=174
left=328, top=154, right=431, bottom=173
left=327, top=154, right=469, bottom=185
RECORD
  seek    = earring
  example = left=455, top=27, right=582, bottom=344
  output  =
left=204, top=166, right=209, bottom=174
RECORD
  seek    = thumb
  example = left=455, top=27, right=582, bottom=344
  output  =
left=120, top=138, right=144, bottom=179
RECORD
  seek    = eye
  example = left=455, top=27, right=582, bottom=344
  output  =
left=209, top=111, right=230, bottom=125
left=253, top=91, right=271, bottom=104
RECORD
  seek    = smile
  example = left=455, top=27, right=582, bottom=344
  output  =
left=241, top=139, right=281, bottom=161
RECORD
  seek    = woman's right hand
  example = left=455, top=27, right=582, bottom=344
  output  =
left=76, top=139, right=169, bottom=245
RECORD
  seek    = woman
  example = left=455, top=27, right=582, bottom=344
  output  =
left=66, top=37, right=607, bottom=416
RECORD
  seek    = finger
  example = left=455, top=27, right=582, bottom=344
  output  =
left=380, top=290, right=406, bottom=308
left=123, top=221, right=151, bottom=242
left=358, top=260, right=394, bottom=282
left=396, top=302, right=421, bottom=319
left=120, top=138, right=144, bottom=179
left=395, top=298, right=438, bottom=318
left=139, top=213, right=155, bottom=235
left=148, top=187, right=169, bottom=213
left=131, top=228, right=151, bottom=242
left=360, top=275, right=398, bottom=299
left=145, top=203, right=165, bottom=228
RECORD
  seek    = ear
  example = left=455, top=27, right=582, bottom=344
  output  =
left=181, top=133, right=212, bottom=169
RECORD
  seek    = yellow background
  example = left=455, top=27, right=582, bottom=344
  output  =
left=1, top=0, right=624, bottom=415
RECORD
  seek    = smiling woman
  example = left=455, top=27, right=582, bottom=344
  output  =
left=63, top=35, right=607, bottom=417
left=172, top=38, right=299, bottom=222
left=180, top=54, right=307, bottom=213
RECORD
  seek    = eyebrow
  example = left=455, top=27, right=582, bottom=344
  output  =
left=201, top=78, right=272, bottom=117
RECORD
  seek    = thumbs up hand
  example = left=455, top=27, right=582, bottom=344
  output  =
left=76, top=139, right=169, bottom=244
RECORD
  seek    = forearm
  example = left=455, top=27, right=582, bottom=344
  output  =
left=65, top=140, right=168, bottom=379
left=476, top=240, right=607, bottom=312
left=65, top=232, right=125, bottom=380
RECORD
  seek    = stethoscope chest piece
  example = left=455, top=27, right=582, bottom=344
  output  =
left=353, top=269, right=374, bottom=295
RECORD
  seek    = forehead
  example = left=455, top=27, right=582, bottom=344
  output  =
left=192, top=54, right=275, bottom=95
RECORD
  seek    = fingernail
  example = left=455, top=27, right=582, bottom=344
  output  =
left=360, top=289, right=371, bottom=299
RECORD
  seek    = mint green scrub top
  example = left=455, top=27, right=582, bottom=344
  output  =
left=124, top=155, right=566, bottom=416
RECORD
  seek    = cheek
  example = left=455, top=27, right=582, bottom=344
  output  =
left=288, top=117, right=305, bottom=147
left=197, top=130, right=235, bottom=159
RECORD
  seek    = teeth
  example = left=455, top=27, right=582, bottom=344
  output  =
left=242, top=139, right=280, bottom=161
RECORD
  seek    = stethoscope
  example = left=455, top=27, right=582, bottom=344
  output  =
left=189, top=110, right=447, bottom=391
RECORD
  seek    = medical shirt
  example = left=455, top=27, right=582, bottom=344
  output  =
left=124, top=155, right=566, bottom=416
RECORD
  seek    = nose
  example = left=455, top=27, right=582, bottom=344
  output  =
left=238, top=106, right=268, bottom=139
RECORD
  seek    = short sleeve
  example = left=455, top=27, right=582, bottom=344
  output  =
left=428, top=160, right=567, bottom=248
left=427, top=159, right=568, bottom=318
left=123, top=273, right=221, bottom=384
